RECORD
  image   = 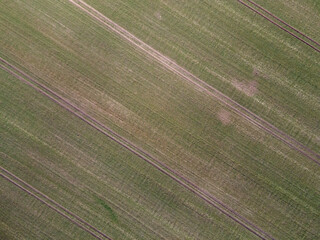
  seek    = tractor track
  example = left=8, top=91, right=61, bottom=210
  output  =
left=0, top=167, right=111, bottom=240
left=0, top=1, right=318, bottom=239
left=68, top=0, right=320, bottom=165
left=2, top=0, right=318, bottom=237
left=0, top=58, right=272, bottom=239
left=238, top=0, right=320, bottom=53
left=243, top=0, right=320, bottom=48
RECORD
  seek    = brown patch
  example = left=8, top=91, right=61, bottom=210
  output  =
left=232, top=80, right=258, bottom=97
left=217, top=109, right=232, bottom=125
left=155, top=12, right=162, bottom=20
left=252, top=68, right=260, bottom=76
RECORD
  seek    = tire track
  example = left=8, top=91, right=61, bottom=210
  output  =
left=0, top=167, right=111, bottom=240
left=0, top=59, right=272, bottom=239
left=238, top=0, right=320, bottom=53
left=68, top=0, right=320, bottom=165
left=244, top=0, right=320, bottom=47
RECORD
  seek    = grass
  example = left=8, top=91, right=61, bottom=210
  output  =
left=0, top=70, right=254, bottom=239
left=84, top=0, right=320, bottom=151
left=0, top=178, right=92, bottom=240
left=96, top=198, right=118, bottom=223
left=249, top=0, right=320, bottom=39
left=0, top=0, right=319, bottom=239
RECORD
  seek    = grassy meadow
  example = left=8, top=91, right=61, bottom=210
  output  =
left=0, top=0, right=319, bottom=239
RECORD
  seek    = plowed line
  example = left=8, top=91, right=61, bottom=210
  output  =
left=68, top=0, right=320, bottom=164
left=244, top=0, right=320, bottom=47
left=0, top=167, right=111, bottom=240
left=0, top=59, right=272, bottom=239
left=238, top=0, right=320, bottom=53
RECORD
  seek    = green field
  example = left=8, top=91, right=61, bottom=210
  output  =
left=1, top=69, right=257, bottom=239
left=83, top=0, right=320, bottom=151
left=0, top=0, right=319, bottom=239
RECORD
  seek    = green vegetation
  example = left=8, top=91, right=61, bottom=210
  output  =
left=0, top=0, right=319, bottom=239
left=0, top=70, right=254, bottom=239
left=0, top=178, right=92, bottom=240
left=85, top=0, right=320, bottom=151
left=96, top=198, right=118, bottom=223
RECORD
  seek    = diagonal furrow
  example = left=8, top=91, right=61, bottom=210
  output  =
left=0, top=58, right=272, bottom=239
left=0, top=167, right=111, bottom=240
left=68, top=0, right=320, bottom=165
left=238, top=0, right=320, bottom=53
left=244, top=0, right=320, bottom=48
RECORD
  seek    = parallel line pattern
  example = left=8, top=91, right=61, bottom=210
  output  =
left=244, top=0, right=320, bottom=47
left=0, top=58, right=272, bottom=239
left=238, top=0, right=320, bottom=53
left=68, top=0, right=320, bottom=164
left=0, top=167, right=112, bottom=240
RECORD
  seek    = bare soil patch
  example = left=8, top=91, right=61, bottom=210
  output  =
left=252, top=68, right=260, bottom=77
left=217, top=109, right=232, bottom=125
left=232, top=80, right=258, bottom=97
left=155, top=11, right=162, bottom=20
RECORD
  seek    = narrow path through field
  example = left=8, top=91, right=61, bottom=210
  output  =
left=0, top=58, right=272, bottom=239
left=238, top=0, right=320, bottom=53
left=243, top=0, right=320, bottom=48
left=0, top=166, right=112, bottom=240
left=67, top=0, right=320, bottom=165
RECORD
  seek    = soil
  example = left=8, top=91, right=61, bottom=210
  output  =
left=232, top=80, right=258, bottom=97
left=218, top=109, right=232, bottom=125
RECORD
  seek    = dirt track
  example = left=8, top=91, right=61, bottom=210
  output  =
left=1, top=0, right=318, bottom=238
left=0, top=59, right=272, bottom=239
left=68, top=0, right=320, bottom=165
left=244, top=0, right=320, bottom=47
left=0, top=167, right=111, bottom=240
left=238, top=0, right=320, bottom=53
